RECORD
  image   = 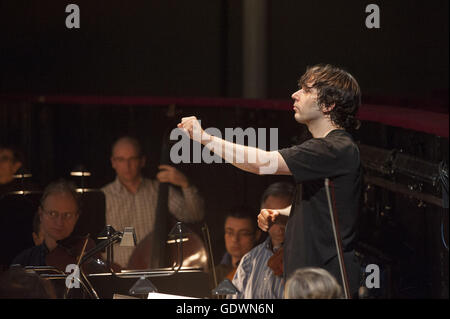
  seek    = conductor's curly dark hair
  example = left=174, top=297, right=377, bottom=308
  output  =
left=298, top=64, right=361, bottom=131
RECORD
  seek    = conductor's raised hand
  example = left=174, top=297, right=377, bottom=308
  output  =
left=257, top=209, right=280, bottom=232
left=177, top=116, right=208, bottom=143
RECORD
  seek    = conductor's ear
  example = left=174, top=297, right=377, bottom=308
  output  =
left=322, top=103, right=336, bottom=113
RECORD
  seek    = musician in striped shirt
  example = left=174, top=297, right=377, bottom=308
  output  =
left=230, top=182, right=295, bottom=299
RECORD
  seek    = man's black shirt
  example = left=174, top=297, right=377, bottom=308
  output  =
left=278, top=129, right=363, bottom=294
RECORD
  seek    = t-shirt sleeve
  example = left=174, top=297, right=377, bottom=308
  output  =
left=278, top=138, right=356, bottom=183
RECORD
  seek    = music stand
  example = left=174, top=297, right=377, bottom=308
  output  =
left=212, top=278, right=239, bottom=296
left=86, top=222, right=210, bottom=298
left=128, top=276, right=158, bottom=297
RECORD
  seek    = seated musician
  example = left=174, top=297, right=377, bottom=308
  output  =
left=0, top=143, right=41, bottom=270
left=214, top=206, right=261, bottom=285
left=284, top=267, right=343, bottom=299
left=229, top=182, right=295, bottom=299
left=0, top=143, right=31, bottom=196
left=101, top=136, right=205, bottom=269
left=11, top=179, right=95, bottom=270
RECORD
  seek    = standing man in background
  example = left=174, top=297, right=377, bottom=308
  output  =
left=102, top=136, right=205, bottom=269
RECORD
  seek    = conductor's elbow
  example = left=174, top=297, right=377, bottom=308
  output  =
left=257, top=152, right=279, bottom=175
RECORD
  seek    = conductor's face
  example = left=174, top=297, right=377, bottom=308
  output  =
left=291, top=85, right=322, bottom=125
left=111, top=142, right=145, bottom=184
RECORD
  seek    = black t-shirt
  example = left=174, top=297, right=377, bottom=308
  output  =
left=278, top=129, right=362, bottom=291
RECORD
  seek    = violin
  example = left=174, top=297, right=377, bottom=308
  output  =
left=45, top=235, right=96, bottom=273
left=225, top=267, right=237, bottom=281
left=267, top=247, right=284, bottom=277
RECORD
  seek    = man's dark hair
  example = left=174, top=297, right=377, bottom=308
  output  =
left=224, top=205, right=258, bottom=232
left=40, top=179, right=80, bottom=213
left=298, top=64, right=361, bottom=131
left=111, top=136, right=143, bottom=157
left=260, top=182, right=295, bottom=208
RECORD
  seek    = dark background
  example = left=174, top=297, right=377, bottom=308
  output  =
left=0, top=0, right=448, bottom=101
left=0, top=0, right=448, bottom=298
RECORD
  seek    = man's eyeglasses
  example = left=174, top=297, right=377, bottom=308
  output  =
left=112, top=156, right=141, bottom=164
left=41, top=208, right=78, bottom=221
left=225, top=230, right=254, bottom=239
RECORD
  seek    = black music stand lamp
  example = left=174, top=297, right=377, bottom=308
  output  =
left=97, top=225, right=116, bottom=269
left=96, top=225, right=137, bottom=269
left=167, top=222, right=191, bottom=243
left=167, top=222, right=193, bottom=269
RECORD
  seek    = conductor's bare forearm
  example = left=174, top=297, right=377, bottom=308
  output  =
left=276, top=205, right=292, bottom=217
left=202, top=134, right=284, bottom=175
left=178, top=116, right=291, bottom=175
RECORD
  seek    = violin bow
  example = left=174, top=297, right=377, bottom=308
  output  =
left=202, top=223, right=218, bottom=288
left=76, top=234, right=91, bottom=266
left=201, top=223, right=221, bottom=299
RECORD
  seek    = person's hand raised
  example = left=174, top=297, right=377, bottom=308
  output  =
left=156, top=165, right=190, bottom=188
left=177, top=116, right=209, bottom=143
left=258, top=208, right=289, bottom=232
left=257, top=209, right=278, bottom=232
